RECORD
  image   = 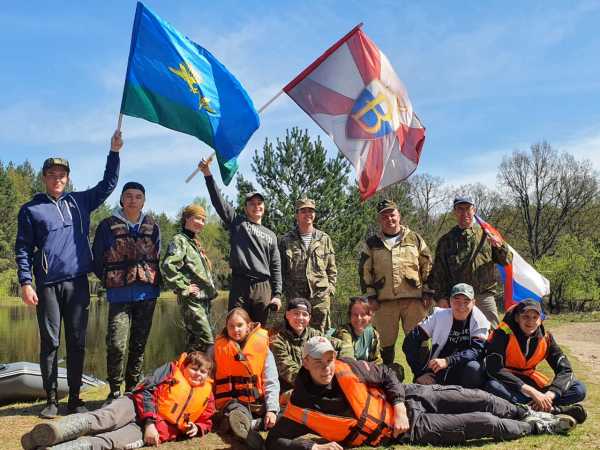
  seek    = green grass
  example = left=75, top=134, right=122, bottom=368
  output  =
left=1, top=314, right=598, bottom=450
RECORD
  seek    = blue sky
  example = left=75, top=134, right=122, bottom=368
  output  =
left=2, top=1, right=600, bottom=216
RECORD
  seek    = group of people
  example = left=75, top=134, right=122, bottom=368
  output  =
left=16, top=134, right=587, bottom=449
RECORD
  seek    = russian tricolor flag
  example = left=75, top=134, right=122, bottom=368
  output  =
left=475, top=216, right=550, bottom=310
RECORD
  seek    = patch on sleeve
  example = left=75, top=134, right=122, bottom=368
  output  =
left=166, top=242, right=178, bottom=256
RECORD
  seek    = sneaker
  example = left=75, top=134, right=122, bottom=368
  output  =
left=66, top=398, right=88, bottom=414
left=40, top=401, right=59, bottom=419
left=528, top=414, right=576, bottom=435
left=555, top=404, right=587, bottom=424
left=228, top=408, right=251, bottom=440
left=524, top=408, right=555, bottom=421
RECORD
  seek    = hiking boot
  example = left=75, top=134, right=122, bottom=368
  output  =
left=228, top=408, right=252, bottom=440
left=40, top=401, right=59, bottom=419
left=66, top=398, right=88, bottom=414
left=554, top=404, right=587, bottom=424
left=40, top=437, right=93, bottom=450
left=32, top=414, right=92, bottom=446
left=20, top=431, right=36, bottom=450
left=527, top=414, right=577, bottom=435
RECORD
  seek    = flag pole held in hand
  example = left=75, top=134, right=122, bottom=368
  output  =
left=186, top=152, right=215, bottom=183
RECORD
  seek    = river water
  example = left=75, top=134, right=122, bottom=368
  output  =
left=0, top=295, right=230, bottom=381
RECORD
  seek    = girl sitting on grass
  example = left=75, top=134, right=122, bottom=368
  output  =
left=332, top=296, right=383, bottom=364
left=213, top=307, right=280, bottom=450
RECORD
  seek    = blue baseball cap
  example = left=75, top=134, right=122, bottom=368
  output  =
left=453, top=196, right=474, bottom=207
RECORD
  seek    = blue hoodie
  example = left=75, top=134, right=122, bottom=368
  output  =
left=15, top=151, right=120, bottom=286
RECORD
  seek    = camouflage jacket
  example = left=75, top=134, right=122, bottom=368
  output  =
left=161, top=230, right=217, bottom=300
left=269, top=323, right=352, bottom=391
left=332, top=323, right=383, bottom=364
left=279, top=227, right=336, bottom=302
left=358, top=226, right=432, bottom=301
left=428, top=224, right=512, bottom=300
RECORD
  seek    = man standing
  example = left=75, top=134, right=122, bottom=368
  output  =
left=265, top=336, right=576, bottom=449
left=92, top=182, right=160, bottom=403
left=198, top=158, right=282, bottom=325
left=279, top=198, right=336, bottom=332
left=15, top=131, right=122, bottom=417
left=429, top=196, right=512, bottom=328
left=358, top=199, right=432, bottom=374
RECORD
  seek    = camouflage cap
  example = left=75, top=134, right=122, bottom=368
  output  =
left=296, top=197, right=316, bottom=210
left=42, top=157, right=70, bottom=174
left=182, top=204, right=207, bottom=220
left=244, top=191, right=265, bottom=203
left=377, top=199, right=398, bottom=214
left=450, top=283, right=475, bottom=300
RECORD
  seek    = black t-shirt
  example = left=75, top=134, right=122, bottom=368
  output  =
left=438, top=312, right=472, bottom=359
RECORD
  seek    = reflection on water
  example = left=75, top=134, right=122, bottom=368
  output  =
left=0, top=295, right=229, bottom=380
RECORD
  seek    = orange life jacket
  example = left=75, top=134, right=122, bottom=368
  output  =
left=495, top=321, right=550, bottom=388
left=283, top=360, right=394, bottom=447
left=213, top=326, right=269, bottom=409
left=155, top=353, right=213, bottom=432
left=103, top=215, right=159, bottom=288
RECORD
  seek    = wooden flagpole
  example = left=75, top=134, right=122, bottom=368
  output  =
left=184, top=92, right=284, bottom=183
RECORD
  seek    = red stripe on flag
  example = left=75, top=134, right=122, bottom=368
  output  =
left=398, top=124, right=426, bottom=165
left=284, top=23, right=364, bottom=93
left=503, top=263, right=516, bottom=311
left=359, top=140, right=384, bottom=201
left=346, top=29, right=381, bottom=86
left=287, top=78, right=355, bottom=116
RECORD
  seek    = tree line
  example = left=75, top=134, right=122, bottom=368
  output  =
left=1, top=128, right=599, bottom=313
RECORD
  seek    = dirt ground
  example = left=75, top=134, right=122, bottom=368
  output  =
left=551, top=322, right=600, bottom=375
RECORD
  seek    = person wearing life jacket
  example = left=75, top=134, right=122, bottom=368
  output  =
left=485, top=299, right=587, bottom=423
left=214, top=308, right=280, bottom=450
left=92, top=181, right=160, bottom=403
left=21, top=352, right=215, bottom=450
left=266, top=336, right=578, bottom=450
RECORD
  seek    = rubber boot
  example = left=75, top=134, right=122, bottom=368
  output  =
left=31, top=414, right=92, bottom=447
left=41, top=438, right=93, bottom=450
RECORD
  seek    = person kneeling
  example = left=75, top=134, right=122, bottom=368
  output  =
left=266, top=336, right=577, bottom=450
left=403, top=283, right=488, bottom=387
left=21, top=352, right=214, bottom=450
left=485, top=299, right=587, bottom=424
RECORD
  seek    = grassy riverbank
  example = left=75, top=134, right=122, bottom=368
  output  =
left=1, top=315, right=598, bottom=450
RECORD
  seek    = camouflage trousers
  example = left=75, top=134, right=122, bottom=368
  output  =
left=177, top=294, right=214, bottom=353
left=309, top=297, right=331, bottom=333
left=106, top=299, right=157, bottom=393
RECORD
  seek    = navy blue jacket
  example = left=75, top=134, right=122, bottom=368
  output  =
left=15, top=151, right=120, bottom=286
